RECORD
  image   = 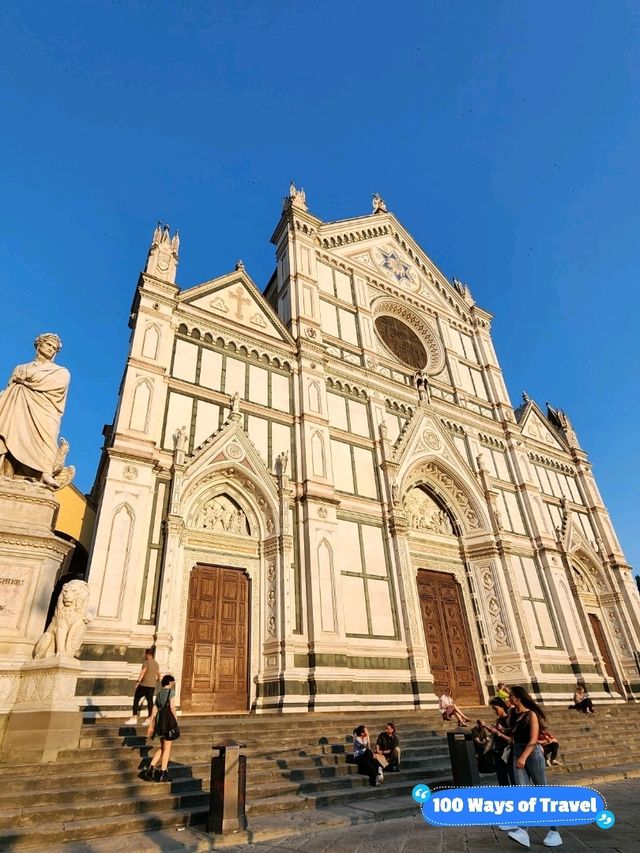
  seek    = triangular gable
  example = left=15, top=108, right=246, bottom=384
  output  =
left=520, top=403, right=567, bottom=452
left=318, top=212, right=479, bottom=317
left=391, top=408, right=489, bottom=532
left=393, top=409, right=476, bottom=484
left=184, top=407, right=278, bottom=504
left=179, top=269, right=294, bottom=344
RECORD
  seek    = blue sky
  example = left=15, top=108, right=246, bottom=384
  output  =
left=0, top=2, right=638, bottom=571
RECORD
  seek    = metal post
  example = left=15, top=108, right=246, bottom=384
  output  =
left=207, top=741, right=247, bottom=834
left=446, top=728, right=480, bottom=786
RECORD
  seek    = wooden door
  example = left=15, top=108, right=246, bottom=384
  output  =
left=417, top=569, right=481, bottom=704
left=588, top=613, right=622, bottom=694
left=181, top=565, right=249, bottom=712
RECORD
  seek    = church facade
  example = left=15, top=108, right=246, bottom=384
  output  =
left=80, top=188, right=640, bottom=714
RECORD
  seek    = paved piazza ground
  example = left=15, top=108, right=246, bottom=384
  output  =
left=44, top=777, right=640, bottom=853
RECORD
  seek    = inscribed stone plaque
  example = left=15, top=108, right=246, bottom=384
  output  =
left=0, top=565, right=30, bottom=630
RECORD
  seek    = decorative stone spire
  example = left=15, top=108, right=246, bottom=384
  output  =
left=372, top=192, right=387, bottom=214
left=235, top=259, right=245, bottom=271
left=144, top=222, right=179, bottom=284
left=522, top=391, right=530, bottom=404
left=283, top=181, right=308, bottom=212
left=546, top=401, right=580, bottom=449
left=452, top=277, right=475, bottom=307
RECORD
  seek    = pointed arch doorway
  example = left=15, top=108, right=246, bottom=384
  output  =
left=417, top=569, right=482, bottom=704
left=405, top=483, right=483, bottom=705
left=181, top=564, right=250, bottom=712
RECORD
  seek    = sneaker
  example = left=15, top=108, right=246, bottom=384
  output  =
left=376, top=767, right=384, bottom=784
left=124, top=717, right=138, bottom=726
left=550, top=759, right=563, bottom=766
left=543, top=830, right=562, bottom=847
left=508, top=828, right=530, bottom=848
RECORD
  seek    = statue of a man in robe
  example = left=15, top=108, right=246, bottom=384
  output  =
left=0, top=333, right=71, bottom=488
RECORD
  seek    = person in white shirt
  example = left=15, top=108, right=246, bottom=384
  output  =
left=439, top=687, right=470, bottom=726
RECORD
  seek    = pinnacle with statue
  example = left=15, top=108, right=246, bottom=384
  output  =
left=0, top=333, right=74, bottom=489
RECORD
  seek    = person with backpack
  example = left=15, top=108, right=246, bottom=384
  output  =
left=142, top=674, right=180, bottom=782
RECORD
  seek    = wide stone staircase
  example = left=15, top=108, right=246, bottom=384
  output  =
left=1, top=704, right=640, bottom=850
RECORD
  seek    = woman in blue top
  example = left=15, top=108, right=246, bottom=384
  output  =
left=142, top=674, right=178, bottom=782
left=353, top=725, right=384, bottom=786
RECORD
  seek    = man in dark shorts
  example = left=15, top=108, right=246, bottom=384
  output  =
left=125, top=648, right=160, bottom=724
left=375, top=721, right=401, bottom=771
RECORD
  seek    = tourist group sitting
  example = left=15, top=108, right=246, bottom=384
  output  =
left=352, top=722, right=401, bottom=785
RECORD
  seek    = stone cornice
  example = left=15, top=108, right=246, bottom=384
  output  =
left=0, top=532, right=73, bottom=557
left=138, top=273, right=180, bottom=297
left=527, top=451, right=576, bottom=475
left=173, top=314, right=296, bottom=365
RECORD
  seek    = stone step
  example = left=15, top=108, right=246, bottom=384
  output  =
left=0, top=789, right=208, bottom=832
left=0, top=806, right=205, bottom=851
left=0, top=755, right=449, bottom=810
left=0, top=703, right=635, bottom=849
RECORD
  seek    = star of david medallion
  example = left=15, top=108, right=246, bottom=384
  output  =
left=373, top=247, right=418, bottom=289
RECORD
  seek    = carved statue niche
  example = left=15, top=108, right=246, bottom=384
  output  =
left=195, top=494, right=250, bottom=536
left=33, top=579, right=91, bottom=659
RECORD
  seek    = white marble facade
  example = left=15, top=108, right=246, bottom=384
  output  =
left=81, top=201, right=640, bottom=714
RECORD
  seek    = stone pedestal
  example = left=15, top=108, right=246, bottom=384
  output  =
left=0, top=478, right=77, bottom=760
left=0, top=478, right=73, bottom=659
left=1, top=655, right=83, bottom=761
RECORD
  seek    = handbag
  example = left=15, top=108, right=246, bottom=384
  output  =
left=164, top=711, right=181, bottom=741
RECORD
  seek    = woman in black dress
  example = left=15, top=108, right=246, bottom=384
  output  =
left=143, top=674, right=179, bottom=782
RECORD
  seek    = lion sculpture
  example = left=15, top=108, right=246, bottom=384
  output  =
left=33, top=579, right=92, bottom=659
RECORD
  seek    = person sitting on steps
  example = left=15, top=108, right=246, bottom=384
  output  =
left=439, top=687, right=470, bottom=726
left=375, top=722, right=401, bottom=772
left=496, top=681, right=511, bottom=702
left=569, top=683, right=595, bottom=714
left=538, top=728, right=562, bottom=766
left=353, top=725, right=384, bottom=786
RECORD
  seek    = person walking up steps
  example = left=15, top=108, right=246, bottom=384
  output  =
left=125, top=648, right=159, bottom=725
left=507, top=685, right=562, bottom=849
left=142, top=674, right=180, bottom=782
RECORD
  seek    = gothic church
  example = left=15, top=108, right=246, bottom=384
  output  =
left=81, top=187, right=640, bottom=714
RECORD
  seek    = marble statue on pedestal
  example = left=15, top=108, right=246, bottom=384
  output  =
left=0, top=333, right=73, bottom=489
left=33, top=580, right=91, bottom=659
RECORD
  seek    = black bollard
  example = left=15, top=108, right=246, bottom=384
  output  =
left=447, top=728, right=480, bottom=786
left=207, top=741, right=247, bottom=834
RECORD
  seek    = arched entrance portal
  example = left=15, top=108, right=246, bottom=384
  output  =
left=406, top=485, right=483, bottom=704
left=181, top=565, right=250, bottom=713
left=570, top=554, right=626, bottom=697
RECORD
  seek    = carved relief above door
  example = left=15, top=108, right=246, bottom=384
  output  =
left=417, top=568, right=482, bottom=704
left=181, top=565, right=249, bottom=712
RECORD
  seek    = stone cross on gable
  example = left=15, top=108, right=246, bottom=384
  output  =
left=229, top=286, right=251, bottom=321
